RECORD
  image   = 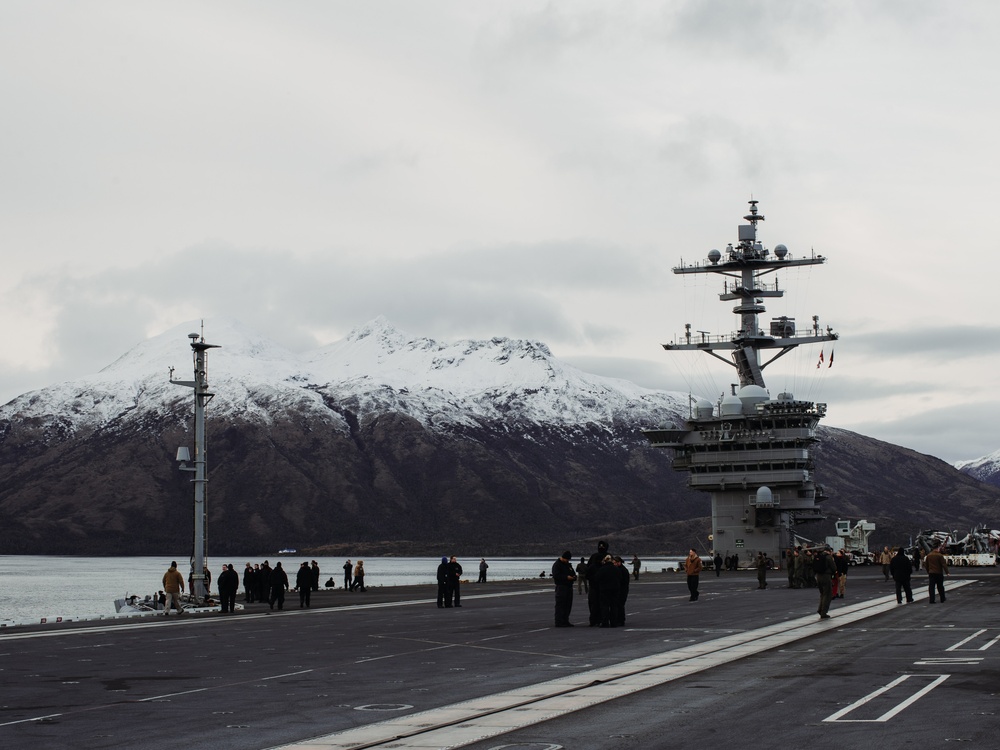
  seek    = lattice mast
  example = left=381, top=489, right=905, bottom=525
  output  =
left=643, top=200, right=838, bottom=565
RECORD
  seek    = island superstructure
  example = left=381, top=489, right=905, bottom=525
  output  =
left=644, top=200, right=838, bottom=565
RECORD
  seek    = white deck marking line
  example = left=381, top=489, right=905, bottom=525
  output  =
left=945, top=628, right=1000, bottom=652
left=0, top=713, right=63, bottom=727
left=978, top=632, right=1000, bottom=651
left=0, top=589, right=547, bottom=642
left=914, top=657, right=983, bottom=666
left=946, top=629, right=987, bottom=650
left=268, top=581, right=975, bottom=750
left=138, top=688, right=209, bottom=701
left=355, top=644, right=456, bottom=664
left=823, top=674, right=950, bottom=722
left=261, top=670, right=314, bottom=680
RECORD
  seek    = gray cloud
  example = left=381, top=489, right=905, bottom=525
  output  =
left=843, top=401, right=1000, bottom=464
left=3, top=238, right=667, bottom=396
left=846, top=327, right=1000, bottom=360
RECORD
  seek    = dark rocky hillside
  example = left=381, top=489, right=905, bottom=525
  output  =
left=0, top=411, right=996, bottom=557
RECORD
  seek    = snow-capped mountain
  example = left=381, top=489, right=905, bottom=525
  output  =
left=0, top=317, right=695, bottom=555
left=0, top=316, right=684, bottom=437
left=1, top=317, right=997, bottom=556
left=955, top=451, right=1000, bottom=488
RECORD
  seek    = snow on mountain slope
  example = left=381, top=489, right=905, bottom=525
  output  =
left=0, top=317, right=685, bottom=435
left=955, top=450, right=1000, bottom=483
left=307, top=316, right=679, bottom=428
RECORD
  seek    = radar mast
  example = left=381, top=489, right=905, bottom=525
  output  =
left=170, top=329, right=220, bottom=604
left=644, top=200, right=838, bottom=565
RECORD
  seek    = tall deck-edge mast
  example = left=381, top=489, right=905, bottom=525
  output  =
left=643, top=200, right=838, bottom=565
left=170, top=329, right=220, bottom=603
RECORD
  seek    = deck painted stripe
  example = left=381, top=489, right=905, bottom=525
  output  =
left=0, top=589, right=546, bottom=642
left=823, top=674, right=950, bottom=722
left=267, top=582, right=975, bottom=749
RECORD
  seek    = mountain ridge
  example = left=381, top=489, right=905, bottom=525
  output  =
left=0, top=318, right=997, bottom=556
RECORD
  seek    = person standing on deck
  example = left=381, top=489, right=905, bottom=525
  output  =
left=269, top=561, right=289, bottom=610
left=685, top=548, right=703, bottom=601
left=594, top=555, right=620, bottom=627
left=448, top=557, right=463, bottom=606
left=162, top=561, right=185, bottom=616
left=586, top=541, right=610, bottom=625
left=815, top=548, right=837, bottom=619
left=834, top=549, right=849, bottom=598
left=614, top=556, right=630, bottom=625
left=879, top=546, right=893, bottom=582
left=296, top=562, right=312, bottom=608
left=576, top=557, right=589, bottom=595
left=351, top=561, right=366, bottom=592
left=924, top=545, right=950, bottom=603
left=243, top=563, right=254, bottom=603
left=478, top=558, right=489, bottom=583
left=890, top=547, right=914, bottom=604
left=756, top=552, right=768, bottom=589
left=310, top=560, right=320, bottom=592
left=218, top=564, right=239, bottom=614
left=343, top=560, right=353, bottom=591
left=436, top=556, right=452, bottom=607
left=551, top=550, right=576, bottom=627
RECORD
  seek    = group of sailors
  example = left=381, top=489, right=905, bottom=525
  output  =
left=241, top=559, right=322, bottom=605
left=551, top=542, right=637, bottom=628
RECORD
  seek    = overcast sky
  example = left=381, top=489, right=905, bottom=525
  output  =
left=3, top=1, right=999, bottom=463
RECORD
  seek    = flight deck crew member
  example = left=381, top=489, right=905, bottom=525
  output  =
left=815, top=548, right=837, bottom=618
left=586, top=541, right=610, bottom=626
left=448, top=557, right=463, bottom=606
left=879, top=546, right=893, bottom=582
left=269, top=561, right=289, bottom=610
left=296, top=562, right=312, bottom=608
left=218, top=564, right=239, bottom=613
left=551, top=550, right=576, bottom=627
left=834, top=549, right=849, bottom=598
left=351, top=561, right=366, bottom=591
left=343, top=560, right=353, bottom=590
left=924, top=545, right=950, bottom=603
left=594, top=555, right=620, bottom=627
left=756, top=552, right=768, bottom=589
left=890, top=546, right=914, bottom=603
left=162, top=561, right=185, bottom=616
left=243, top=562, right=255, bottom=603
left=614, top=556, right=630, bottom=626
left=685, top=548, right=703, bottom=601
left=478, top=558, right=488, bottom=583
left=437, top=557, right=452, bottom=607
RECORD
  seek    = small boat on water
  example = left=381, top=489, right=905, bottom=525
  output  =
left=277, top=548, right=298, bottom=555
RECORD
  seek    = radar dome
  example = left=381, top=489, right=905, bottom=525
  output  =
left=720, top=393, right=743, bottom=416
left=695, top=398, right=714, bottom=419
left=774, top=244, right=788, bottom=258
left=708, top=249, right=721, bottom=264
left=738, top=385, right=769, bottom=410
left=756, top=486, right=774, bottom=505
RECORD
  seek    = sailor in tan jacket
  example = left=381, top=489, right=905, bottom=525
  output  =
left=162, top=560, right=186, bottom=616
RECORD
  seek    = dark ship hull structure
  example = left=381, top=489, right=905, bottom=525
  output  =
left=644, top=201, right=838, bottom=565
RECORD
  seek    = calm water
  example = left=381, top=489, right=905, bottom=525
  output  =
left=0, top=555, right=682, bottom=626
